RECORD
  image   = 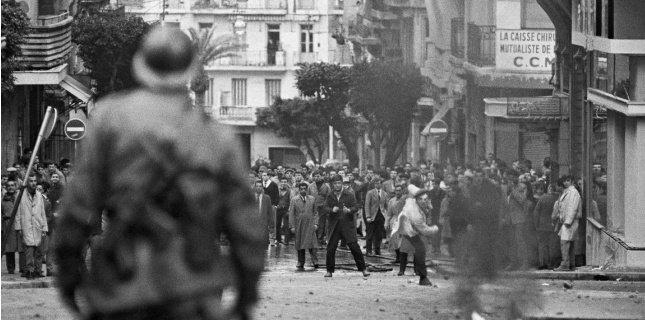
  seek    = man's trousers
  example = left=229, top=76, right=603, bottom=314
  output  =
left=326, top=227, right=365, bottom=273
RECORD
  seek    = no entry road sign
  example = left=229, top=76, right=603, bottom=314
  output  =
left=428, top=120, right=448, bottom=141
left=65, top=118, right=86, bottom=140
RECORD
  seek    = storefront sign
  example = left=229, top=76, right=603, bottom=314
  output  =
left=506, top=96, right=562, bottom=117
left=496, top=29, right=556, bottom=72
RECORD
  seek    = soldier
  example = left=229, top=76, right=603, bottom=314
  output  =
left=55, top=26, right=265, bottom=320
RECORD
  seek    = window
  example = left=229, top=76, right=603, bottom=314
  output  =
left=301, top=25, right=314, bottom=52
left=199, top=22, right=213, bottom=31
left=232, top=79, right=247, bottom=106
left=265, top=79, right=281, bottom=107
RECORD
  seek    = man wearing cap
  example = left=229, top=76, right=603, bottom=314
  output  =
left=364, top=177, right=387, bottom=255
left=323, top=175, right=370, bottom=278
left=2, top=178, right=26, bottom=275
left=55, top=26, right=265, bottom=320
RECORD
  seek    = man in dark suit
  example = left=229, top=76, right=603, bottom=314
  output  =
left=254, top=180, right=274, bottom=248
left=261, top=171, right=279, bottom=245
left=323, top=175, right=370, bottom=278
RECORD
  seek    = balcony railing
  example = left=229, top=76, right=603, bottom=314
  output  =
left=209, top=50, right=286, bottom=67
left=383, top=0, right=424, bottom=7
left=218, top=106, right=257, bottom=121
left=194, top=0, right=286, bottom=9
left=467, top=23, right=495, bottom=67
left=451, top=18, right=465, bottom=59
left=17, top=13, right=73, bottom=69
left=36, top=12, right=69, bottom=26
left=296, top=0, right=316, bottom=10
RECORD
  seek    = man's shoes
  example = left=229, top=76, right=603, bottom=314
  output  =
left=324, top=272, right=333, bottom=277
left=362, top=270, right=371, bottom=277
left=397, top=271, right=404, bottom=276
left=25, top=271, right=34, bottom=280
left=339, top=245, right=348, bottom=250
left=419, top=277, right=432, bottom=286
left=537, top=265, right=549, bottom=270
left=20, top=272, right=28, bottom=278
left=8, top=270, right=14, bottom=274
left=34, top=272, right=44, bottom=278
left=296, top=266, right=305, bottom=271
left=374, top=250, right=381, bottom=255
left=47, top=270, right=56, bottom=277
left=392, top=260, right=400, bottom=264
left=313, top=264, right=320, bottom=269
left=553, top=266, right=571, bottom=272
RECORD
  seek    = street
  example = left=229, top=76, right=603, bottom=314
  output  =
left=2, top=241, right=644, bottom=320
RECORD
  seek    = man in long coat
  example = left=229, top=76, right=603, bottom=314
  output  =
left=15, top=175, right=48, bottom=279
left=323, top=175, right=370, bottom=278
left=289, top=182, right=319, bottom=270
left=2, top=178, right=25, bottom=274
left=553, top=175, right=581, bottom=271
left=308, top=170, right=331, bottom=245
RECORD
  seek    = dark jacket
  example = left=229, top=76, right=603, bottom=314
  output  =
left=263, top=180, right=279, bottom=206
left=533, top=193, right=559, bottom=232
left=323, top=189, right=359, bottom=243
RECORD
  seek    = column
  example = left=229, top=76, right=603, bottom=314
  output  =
left=485, top=117, right=495, bottom=157
left=624, top=118, right=645, bottom=247
left=606, top=110, right=625, bottom=233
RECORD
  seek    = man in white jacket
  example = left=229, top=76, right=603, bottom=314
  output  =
left=392, top=184, right=439, bottom=285
left=553, top=175, right=581, bottom=271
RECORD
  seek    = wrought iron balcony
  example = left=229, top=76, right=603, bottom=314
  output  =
left=16, top=12, right=73, bottom=69
left=295, top=51, right=319, bottom=64
left=208, top=50, right=286, bottom=67
left=467, top=23, right=495, bottom=67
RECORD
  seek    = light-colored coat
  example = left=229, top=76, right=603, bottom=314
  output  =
left=385, top=196, right=404, bottom=250
left=555, top=186, right=581, bottom=241
left=15, top=191, right=48, bottom=246
left=392, top=198, right=437, bottom=238
left=288, top=195, right=318, bottom=250
left=364, top=188, right=388, bottom=221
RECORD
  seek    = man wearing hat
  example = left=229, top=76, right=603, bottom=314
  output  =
left=322, top=175, right=370, bottom=278
left=55, top=26, right=265, bottom=320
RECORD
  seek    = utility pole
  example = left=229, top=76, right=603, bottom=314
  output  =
left=161, top=0, right=166, bottom=22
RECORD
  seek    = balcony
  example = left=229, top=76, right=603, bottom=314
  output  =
left=467, top=23, right=495, bottom=67
left=383, top=0, right=424, bottom=8
left=450, top=18, right=465, bottom=59
left=16, top=12, right=73, bottom=69
left=192, top=0, right=287, bottom=11
left=208, top=105, right=258, bottom=125
left=208, top=50, right=286, bottom=67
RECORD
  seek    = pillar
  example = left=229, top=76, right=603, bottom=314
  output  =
left=606, top=110, right=625, bottom=233
left=485, top=116, right=495, bottom=157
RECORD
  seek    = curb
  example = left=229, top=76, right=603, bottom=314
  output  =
left=2, top=279, right=55, bottom=289
left=431, top=264, right=645, bottom=282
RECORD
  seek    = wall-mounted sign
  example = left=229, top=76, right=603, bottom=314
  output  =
left=496, top=29, right=556, bottom=72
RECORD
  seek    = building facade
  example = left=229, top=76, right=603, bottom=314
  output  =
left=537, top=0, right=645, bottom=268
left=126, top=0, right=349, bottom=168
left=2, top=0, right=93, bottom=170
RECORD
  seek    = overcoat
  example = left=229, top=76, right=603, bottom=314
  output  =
left=323, top=190, right=359, bottom=243
left=1, top=193, right=23, bottom=252
left=555, top=186, right=581, bottom=241
left=288, top=195, right=318, bottom=250
left=15, top=191, right=48, bottom=247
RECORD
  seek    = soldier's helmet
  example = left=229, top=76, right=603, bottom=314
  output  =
left=132, top=25, right=199, bottom=90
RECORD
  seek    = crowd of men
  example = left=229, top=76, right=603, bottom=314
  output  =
left=1, top=150, right=608, bottom=281
left=248, top=154, right=608, bottom=274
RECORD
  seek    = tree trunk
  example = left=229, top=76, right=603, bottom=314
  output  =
left=370, top=128, right=384, bottom=170
left=338, top=133, right=359, bottom=168
left=303, top=139, right=318, bottom=163
left=384, top=129, right=409, bottom=167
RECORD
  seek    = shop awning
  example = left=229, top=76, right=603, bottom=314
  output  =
left=60, top=75, right=93, bottom=103
left=484, top=95, right=569, bottom=120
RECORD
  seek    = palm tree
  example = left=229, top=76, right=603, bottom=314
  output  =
left=188, top=26, right=246, bottom=108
